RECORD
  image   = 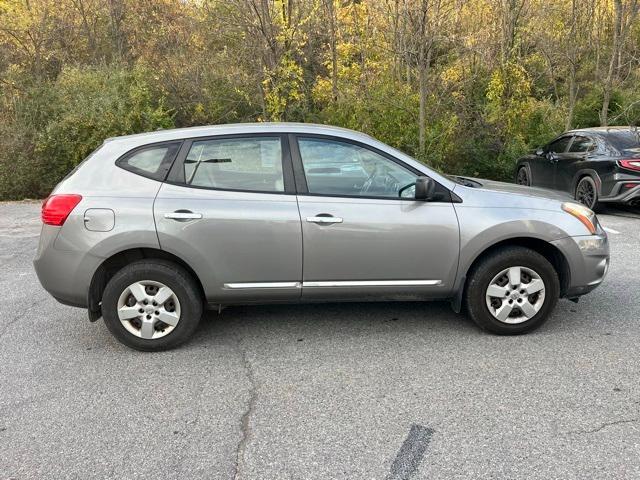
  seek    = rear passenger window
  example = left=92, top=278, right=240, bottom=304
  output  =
left=117, top=143, right=181, bottom=181
left=569, top=136, right=595, bottom=153
left=183, top=137, right=284, bottom=193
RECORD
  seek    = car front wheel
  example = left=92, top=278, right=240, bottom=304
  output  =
left=464, top=246, right=560, bottom=335
left=516, top=166, right=530, bottom=186
left=102, top=259, right=203, bottom=351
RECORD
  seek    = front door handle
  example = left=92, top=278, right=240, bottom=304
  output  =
left=164, top=211, right=203, bottom=220
left=306, top=215, right=343, bottom=224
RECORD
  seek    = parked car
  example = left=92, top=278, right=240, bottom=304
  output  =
left=34, top=123, right=609, bottom=351
left=516, top=126, right=640, bottom=209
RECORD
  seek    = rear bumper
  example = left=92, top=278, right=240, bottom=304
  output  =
left=551, top=232, right=610, bottom=298
left=33, top=225, right=102, bottom=309
left=600, top=180, right=640, bottom=204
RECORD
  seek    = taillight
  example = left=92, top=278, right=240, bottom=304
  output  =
left=619, top=159, right=640, bottom=172
left=41, top=194, right=82, bottom=226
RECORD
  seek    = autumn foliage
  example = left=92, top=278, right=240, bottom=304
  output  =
left=0, top=0, right=639, bottom=199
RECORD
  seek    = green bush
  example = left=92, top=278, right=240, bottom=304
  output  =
left=0, top=65, right=174, bottom=200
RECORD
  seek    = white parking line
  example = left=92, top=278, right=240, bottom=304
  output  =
left=603, top=226, right=621, bottom=234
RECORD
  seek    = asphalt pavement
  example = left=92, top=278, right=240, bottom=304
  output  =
left=1, top=201, right=639, bottom=479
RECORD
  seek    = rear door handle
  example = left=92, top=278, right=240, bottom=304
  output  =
left=306, top=216, right=343, bottom=224
left=164, top=211, right=203, bottom=220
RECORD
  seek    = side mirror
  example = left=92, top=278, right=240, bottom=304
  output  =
left=535, top=148, right=544, bottom=156
left=415, top=176, right=435, bottom=201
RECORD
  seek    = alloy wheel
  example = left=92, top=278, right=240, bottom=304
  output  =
left=117, top=280, right=181, bottom=339
left=576, top=178, right=596, bottom=209
left=485, top=266, right=546, bottom=324
left=516, top=167, right=529, bottom=186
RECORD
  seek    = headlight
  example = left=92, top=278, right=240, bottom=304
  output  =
left=562, top=202, right=597, bottom=235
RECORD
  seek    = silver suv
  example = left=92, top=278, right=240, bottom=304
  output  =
left=34, top=123, right=610, bottom=350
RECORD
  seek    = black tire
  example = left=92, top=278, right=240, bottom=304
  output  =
left=464, top=246, right=560, bottom=335
left=102, top=259, right=203, bottom=351
left=575, top=176, right=598, bottom=211
left=516, top=166, right=530, bottom=186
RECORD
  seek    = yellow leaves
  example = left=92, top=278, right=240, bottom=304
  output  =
left=263, top=55, right=305, bottom=121
left=486, top=63, right=538, bottom=137
left=441, top=64, right=464, bottom=85
left=487, top=63, right=532, bottom=103
left=311, top=76, right=333, bottom=104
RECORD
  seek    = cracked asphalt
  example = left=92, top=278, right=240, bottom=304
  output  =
left=1, top=201, right=640, bottom=479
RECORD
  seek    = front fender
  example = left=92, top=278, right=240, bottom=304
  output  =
left=451, top=206, right=586, bottom=298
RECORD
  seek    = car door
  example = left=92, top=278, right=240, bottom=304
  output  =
left=536, top=135, right=573, bottom=189
left=154, top=134, right=302, bottom=304
left=554, top=135, right=595, bottom=193
left=526, top=149, right=547, bottom=187
left=291, top=135, right=460, bottom=300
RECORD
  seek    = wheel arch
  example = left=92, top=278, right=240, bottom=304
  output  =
left=452, top=236, right=570, bottom=313
left=87, top=247, right=206, bottom=321
left=571, top=169, right=602, bottom=196
left=516, top=161, right=532, bottom=184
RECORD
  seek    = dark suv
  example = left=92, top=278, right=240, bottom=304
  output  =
left=516, top=126, right=640, bottom=209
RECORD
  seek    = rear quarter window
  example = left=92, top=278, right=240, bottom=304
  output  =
left=116, top=142, right=182, bottom=181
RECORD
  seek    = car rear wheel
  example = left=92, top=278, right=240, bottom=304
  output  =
left=575, top=176, right=598, bottom=210
left=516, top=166, right=530, bottom=186
left=102, top=259, right=203, bottom=351
left=464, top=246, right=559, bottom=335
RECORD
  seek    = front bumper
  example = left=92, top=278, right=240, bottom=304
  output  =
left=551, top=232, right=610, bottom=298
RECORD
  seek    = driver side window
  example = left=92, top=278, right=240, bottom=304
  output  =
left=546, top=136, right=572, bottom=154
left=297, top=137, right=416, bottom=198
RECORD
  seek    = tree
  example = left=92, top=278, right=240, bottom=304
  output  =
left=396, top=0, right=459, bottom=153
left=2, top=0, right=640, bottom=200
left=600, top=0, right=639, bottom=126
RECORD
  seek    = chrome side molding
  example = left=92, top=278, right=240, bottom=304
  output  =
left=303, top=280, right=442, bottom=287
left=224, top=280, right=442, bottom=289
left=224, top=282, right=302, bottom=289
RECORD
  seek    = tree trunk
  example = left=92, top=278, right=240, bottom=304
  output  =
left=108, top=0, right=126, bottom=62
left=565, top=0, right=578, bottom=130
left=566, top=66, right=577, bottom=130
left=327, top=0, right=338, bottom=101
left=600, top=0, right=622, bottom=126
left=418, top=48, right=432, bottom=154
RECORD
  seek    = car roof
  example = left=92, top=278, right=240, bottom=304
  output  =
left=567, top=126, right=638, bottom=135
left=96, top=122, right=456, bottom=191
left=104, top=122, right=374, bottom=147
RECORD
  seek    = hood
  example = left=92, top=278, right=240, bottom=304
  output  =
left=457, top=177, right=573, bottom=202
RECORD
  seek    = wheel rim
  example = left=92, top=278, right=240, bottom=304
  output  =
left=485, top=266, right=546, bottom=324
left=516, top=168, right=529, bottom=186
left=576, top=179, right=596, bottom=208
left=117, top=280, right=181, bottom=340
